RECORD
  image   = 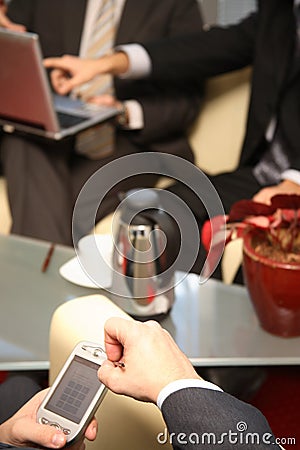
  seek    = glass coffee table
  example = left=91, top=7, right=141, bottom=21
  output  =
left=1, top=234, right=300, bottom=371
left=0, top=234, right=97, bottom=370
left=162, top=273, right=300, bottom=366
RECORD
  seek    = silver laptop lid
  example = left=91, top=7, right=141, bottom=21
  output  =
left=0, top=29, right=119, bottom=140
left=0, top=29, right=60, bottom=133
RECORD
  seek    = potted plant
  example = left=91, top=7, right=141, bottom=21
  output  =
left=202, top=194, right=300, bottom=337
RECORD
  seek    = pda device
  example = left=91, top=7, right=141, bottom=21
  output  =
left=37, top=341, right=107, bottom=444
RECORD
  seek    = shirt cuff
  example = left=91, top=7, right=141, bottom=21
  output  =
left=115, top=44, right=151, bottom=79
left=281, top=169, right=300, bottom=185
left=157, top=379, right=223, bottom=410
left=123, top=100, right=144, bottom=129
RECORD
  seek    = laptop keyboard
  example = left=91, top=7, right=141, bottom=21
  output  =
left=57, top=111, right=87, bottom=129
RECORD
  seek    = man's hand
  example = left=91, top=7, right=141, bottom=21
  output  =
left=88, top=94, right=120, bottom=108
left=98, top=318, right=201, bottom=404
left=44, top=52, right=129, bottom=95
left=88, top=95, right=129, bottom=126
left=0, top=389, right=98, bottom=450
left=253, top=179, right=300, bottom=204
left=44, top=55, right=103, bottom=95
left=0, top=5, right=26, bottom=32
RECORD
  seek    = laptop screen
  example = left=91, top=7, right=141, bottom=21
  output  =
left=0, top=29, right=59, bottom=132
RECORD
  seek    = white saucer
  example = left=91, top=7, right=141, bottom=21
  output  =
left=59, top=234, right=113, bottom=289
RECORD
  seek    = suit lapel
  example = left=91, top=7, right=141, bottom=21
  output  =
left=116, top=0, right=152, bottom=44
left=240, top=0, right=295, bottom=164
left=258, top=0, right=294, bottom=95
left=62, top=0, right=87, bottom=54
left=286, top=6, right=300, bottom=86
left=273, top=0, right=295, bottom=93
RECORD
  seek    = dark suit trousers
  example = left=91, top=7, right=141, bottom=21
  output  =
left=0, top=375, right=41, bottom=423
left=1, top=133, right=159, bottom=246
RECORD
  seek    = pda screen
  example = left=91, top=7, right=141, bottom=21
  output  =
left=45, top=355, right=101, bottom=424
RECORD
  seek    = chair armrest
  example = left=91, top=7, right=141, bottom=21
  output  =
left=0, top=177, right=11, bottom=235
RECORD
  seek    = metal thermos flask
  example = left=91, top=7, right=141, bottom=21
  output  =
left=110, top=189, right=179, bottom=319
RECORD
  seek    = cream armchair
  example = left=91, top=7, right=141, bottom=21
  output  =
left=49, top=294, right=172, bottom=450
left=0, top=177, right=11, bottom=235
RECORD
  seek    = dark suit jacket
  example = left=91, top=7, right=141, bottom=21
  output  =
left=143, top=0, right=300, bottom=172
left=161, top=387, right=280, bottom=450
left=7, top=0, right=203, bottom=161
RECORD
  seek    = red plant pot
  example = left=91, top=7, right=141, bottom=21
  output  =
left=243, top=230, right=300, bottom=337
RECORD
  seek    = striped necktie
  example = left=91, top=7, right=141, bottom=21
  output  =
left=75, top=0, right=116, bottom=159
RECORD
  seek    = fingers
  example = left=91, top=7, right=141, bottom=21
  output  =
left=99, top=318, right=137, bottom=393
left=0, top=389, right=67, bottom=449
left=103, top=317, right=133, bottom=362
left=44, top=55, right=100, bottom=94
left=9, top=415, right=97, bottom=450
left=4, top=20, right=26, bottom=32
left=99, top=317, right=201, bottom=404
left=99, top=317, right=170, bottom=401
left=44, top=56, right=79, bottom=94
left=0, top=11, right=26, bottom=32
left=44, top=56, right=75, bottom=71
left=98, top=360, right=125, bottom=394
left=12, top=418, right=67, bottom=449
left=84, top=417, right=98, bottom=442
left=0, top=388, right=97, bottom=450
left=50, top=68, right=74, bottom=95
left=88, top=95, right=117, bottom=107
left=68, top=418, right=97, bottom=450
left=253, top=187, right=274, bottom=205
left=103, top=318, right=164, bottom=362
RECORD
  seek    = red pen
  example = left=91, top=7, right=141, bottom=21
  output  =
left=41, top=243, right=55, bottom=273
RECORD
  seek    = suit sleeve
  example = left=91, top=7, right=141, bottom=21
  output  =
left=160, top=388, right=280, bottom=450
left=118, top=0, right=204, bottom=144
left=144, top=13, right=258, bottom=84
left=126, top=82, right=203, bottom=143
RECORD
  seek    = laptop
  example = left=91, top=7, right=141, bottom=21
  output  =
left=0, top=29, right=119, bottom=140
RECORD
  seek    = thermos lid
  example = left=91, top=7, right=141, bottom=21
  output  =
left=120, top=189, right=160, bottom=224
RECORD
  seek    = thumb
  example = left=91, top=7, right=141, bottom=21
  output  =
left=14, top=419, right=67, bottom=449
left=54, top=75, right=84, bottom=95
left=98, top=360, right=123, bottom=392
left=4, top=19, right=26, bottom=32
